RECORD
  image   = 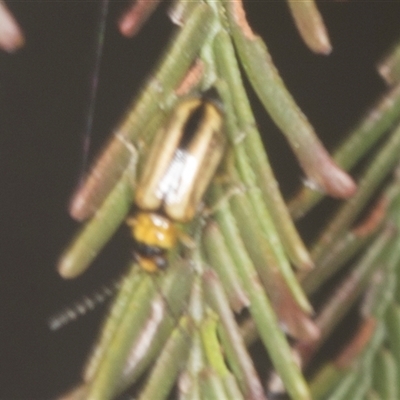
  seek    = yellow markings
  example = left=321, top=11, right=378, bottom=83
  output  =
left=127, top=212, right=177, bottom=250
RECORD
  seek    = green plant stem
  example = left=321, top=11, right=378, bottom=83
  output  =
left=208, top=191, right=312, bottom=400
left=212, top=27, right=313, bottom=272
left=118, top=268, right=194, bottom=392
left=362, top=237, right=400, bottom=320
left=200, top=311, right=229, bottom=378
left=287, top=0, right=332, bottom=54
left=58, top=159, right=135, bottom=278
left=210, top=184, right=318, bottom=340
left=222, top=0, right=355, bottom=199
left=86, top=263, right=193, bottom=399
left=198, top=311, right=244, bottom=398
left=303, top=182, right=400, bottom=294
left=311, top=121, right=400, bottom=263
left=84, top=262, right=142, bottom=381
left=309, top=363, right=351, bottom=400
left=202, top=269, right=267, bottom=400
left=342, top=325, right=386, bottom=400
left=310, top=323, right=385, bottom=400
left=385, top=304, right=400, bottom=397
left=198, top=369, right=231, bottom=400
left=183, top=332, right=205, bottom=399
left=202, top=223, right=250, bottom=313
left=378, top=39, right=400, bottom=85
left=297, top=226, right=393, bottom=364
left=137, top=317, right=193, bottom=400
left=372, top=349, right=398, bottom=400
left=86, top=275, right=157, bottom=400
left=290, top=84, right=400, bottom=218
left=302, top=231, right=371, bottom=295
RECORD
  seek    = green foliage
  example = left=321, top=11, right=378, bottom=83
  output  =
left=51, top=1, right=400, bottom=399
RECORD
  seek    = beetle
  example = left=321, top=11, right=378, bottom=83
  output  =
left=127, top=95, right=226, bottom=272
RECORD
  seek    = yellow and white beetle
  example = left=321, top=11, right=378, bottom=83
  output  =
left=127, top=95, right=226, bottom=272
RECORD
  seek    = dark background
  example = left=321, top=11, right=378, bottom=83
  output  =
left=1, top=2, right=400, bottom=398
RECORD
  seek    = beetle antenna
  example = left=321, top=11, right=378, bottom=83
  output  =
left=79, top=0, right=109, bottom=184
left=48, top=278, right=121, bottom=331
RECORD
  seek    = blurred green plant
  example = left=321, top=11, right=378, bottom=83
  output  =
left=54, top=1, right=400, bottom=399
